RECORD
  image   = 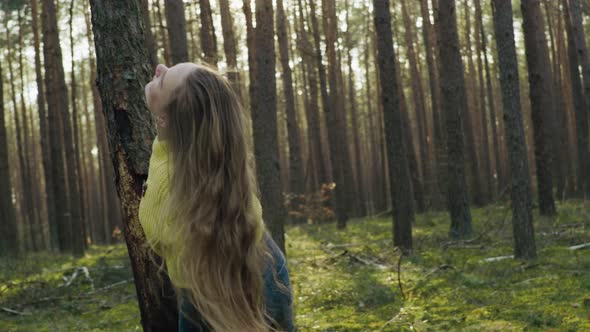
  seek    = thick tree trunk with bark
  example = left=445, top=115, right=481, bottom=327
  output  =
left=373, top=0, right=414, bottom=252
left=491, top=0, right=537, bottom=260
left=521, top=0, right=557, bottom=216
left=252, top=0, right=287, bottom=253
left=89, top=1, right=179, bottom=329
left=164, top=0, right=189, bottom=64
left=438, top=0, right=473, bottom=239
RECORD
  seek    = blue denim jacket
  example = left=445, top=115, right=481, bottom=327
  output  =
left=178, top=235, right=294, bottom=331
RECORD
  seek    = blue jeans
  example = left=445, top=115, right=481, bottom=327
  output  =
left=178, top=235, right=294, bottom=331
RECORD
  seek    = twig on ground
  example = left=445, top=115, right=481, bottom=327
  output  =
left=1, top=307, right=31, bottom=316
left=423, top=264, right=456, bottom=279
left=569, top=243, right=590, bottom=250
left=479, top=255, right=514, bottom=263
left=324, top=239, right=389, bottom=249
left=87, top=279, right=133, bottom=295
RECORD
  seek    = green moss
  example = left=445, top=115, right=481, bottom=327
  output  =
left=1, top=201, right=589, bottom=330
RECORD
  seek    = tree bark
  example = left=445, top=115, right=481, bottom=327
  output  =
left=320, top=0, right=353, bottom=228
left=154, top=0, right=171, bottom=66
left=567, top=0, right=590, bottom=196
left=0, top=62, right=18, bottom=256
left=277, top=0, right=305, bottom=200
left=139, top=0, right=158, bottom=68
left=31, top=0, right=56, bottom=250
left=438, top=0, right=473, bottom=239
left=252, top=0, right=287, bottom=253
left=164, top=0, right=189, bottom=64
left=219, top=0, right=240, bottom=91
left=89, top=0, right=179, bottom=329
left=68, top=0, right=86, bottom=257
left=373, top=0, right=414, bottom=253
left=200, top=0, right=218, bottom=66
left=521, top=0, right=557, bottom=216
left=491, top=0, right=537, bottom=260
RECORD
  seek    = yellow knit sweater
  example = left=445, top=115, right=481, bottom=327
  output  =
left=138, top=136, right=266, bottom=289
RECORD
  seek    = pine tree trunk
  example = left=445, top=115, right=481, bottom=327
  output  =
left=154, top=0, right=171, bottom=66
left=200, top=0, right=218, bottom=66
left=252, top=0, right=287, bottom=253
left=41, top=0, right=73, bottom=252
left=16, top=7, right=39, bottom=251
left=320, top=0, right=353, bottom=228
left=464, top=0, right=488, bottom=206
left=139, top=0, right=158, bottom=68
left=296, top=0, right=327, bottom=191
left=219, top=0, right=240, bottom=91
left=491, top=0, right=537, bottom=260
left=567, top=0, right=590, bottom=196
left=31, top=0, right=56, bottom=249
left=521, top=0, right=557, bottom=216
left=373, top=0, right=414, bottom=252
left=345, top=0, right=368, bottom=216
left=400, top=0, right=428, bottom=212
left=0, top=62, right=19, bottom=256
left=68, top=0, right=86, bottom=257
left=438, top=0, right=473, bottom=239
left=164, top=0, right=189, bottom=64
left=89, top=0, right=179, bottom=329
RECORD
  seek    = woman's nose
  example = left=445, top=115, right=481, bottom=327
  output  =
left=155, top=64, right=167, bottom=77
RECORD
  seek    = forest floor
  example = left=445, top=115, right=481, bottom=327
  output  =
left=1, top=200, right=590, bottom=331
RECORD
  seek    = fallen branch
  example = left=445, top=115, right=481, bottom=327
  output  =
left=569, top=243, right=590, bottom=251
left=479, top=255, right=513, bottom=263
left=84, top=278, right=132, bottom=295
left=423, top=264, right=456, bottom=279
left=325, top=239, right=389, bottom=249
left=1, top=307, right=31, bottom=316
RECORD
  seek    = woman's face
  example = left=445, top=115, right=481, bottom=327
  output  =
left=145, top=63, right=199, bottom=129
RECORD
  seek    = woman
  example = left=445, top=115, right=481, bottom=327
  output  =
left=139, top=63, right=294, bottom=331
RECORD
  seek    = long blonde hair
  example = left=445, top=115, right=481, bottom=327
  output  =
left=160, top=65, right=274, bottom=331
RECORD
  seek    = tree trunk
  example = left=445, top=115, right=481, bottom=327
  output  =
left=251, top=0, right=287, bottom=253
left=42, top=0, right=86, bottom=257
left=89, top=0, right=179, bottom=329
left=521, top=0, right=557, bottom=216
left=400, top=0, right=429, bottom=212
left=41, top=0, right=72, bottom=252
left=219, top=0, right=240, bottom=90
left=164, top=0, right=189, bottom=64
left=320, top=0, right=353, bottom=228
left=31, top=0, right=57, bottom=250
left=460, top=0, right=487, bottom=207
left=438, top=0, right=473, bottom=239
left=16, top=7, right=39, bottom=251
left=345, top=0, right=368, bottom=216
left=277, top=0, right=305, bottom=201
left=68, top=0, right=86, bottom=257
left=139, top=0, right=158, bottom=68
left=567, top=0, right=590, bottom=196
left=200, top=0, right=218, bottom=66
left=373, top=0, right=414, bottom=253
left=0, top=62, right=18, bottom=256
left=491, top=0, right=537, bottom=260
left=154, top=0, right=171, bottom=66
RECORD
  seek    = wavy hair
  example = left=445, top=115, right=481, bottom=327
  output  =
left=159, top=65, right=275, bottom=331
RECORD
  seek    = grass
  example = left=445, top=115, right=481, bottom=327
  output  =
left=1, top=200, right=590, bottom=331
